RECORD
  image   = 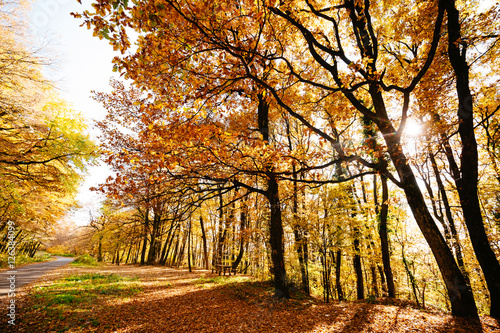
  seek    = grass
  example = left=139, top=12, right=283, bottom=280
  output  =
left=193, top=274, right=252, bottom=287
left=48, top=253, right=77, bottom=257
left=0, top=251, right=54, bottom=268
left=25, top=272, right=142, bottom=331
left=70, top=254, right=101, bottom=267
left=32, top=273, right=140, bottom=305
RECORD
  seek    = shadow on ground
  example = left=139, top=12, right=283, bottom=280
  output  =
left=2, top=265, right=497, bottom=333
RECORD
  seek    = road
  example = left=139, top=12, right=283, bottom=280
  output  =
left=0, top=256, right=75, bottom=296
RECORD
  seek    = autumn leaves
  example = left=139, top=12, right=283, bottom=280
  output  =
left=77, top=0, right=500, bottom=318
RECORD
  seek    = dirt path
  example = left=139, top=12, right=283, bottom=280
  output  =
left=0, top=257, right=75, bottom=296
left=3, top=264, right=500, bottom=332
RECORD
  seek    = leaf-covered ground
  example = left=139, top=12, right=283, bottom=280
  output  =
left=1, top=264, right=499, bottom=332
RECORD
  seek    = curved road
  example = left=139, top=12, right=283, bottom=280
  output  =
left=0, top=256, right=75, bottom=296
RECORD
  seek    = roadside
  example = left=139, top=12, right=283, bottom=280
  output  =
left=0, top=252, right=61, bottom=272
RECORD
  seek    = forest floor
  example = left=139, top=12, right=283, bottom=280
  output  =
left=1, top=263, right=499, bottom=333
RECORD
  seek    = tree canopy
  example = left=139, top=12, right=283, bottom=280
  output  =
left=75, top=0, right=500, bottom=319
left=0, top=0, right=96, bottom=258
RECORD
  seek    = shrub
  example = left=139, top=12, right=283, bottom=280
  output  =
left=71, top=255, right=98, bottom=266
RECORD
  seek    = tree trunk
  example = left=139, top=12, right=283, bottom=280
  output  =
left=445, top=0, right=500, bottom=319
left=428, top=150, right=470, bottom=285
left=188, top=217, right=192, bottom=272
left=335, top=249, right=344, bottom=301
left=258, top=93, right=289, bottom=298
left=232, top=207, right=247, bottom=271
left=266, top=173, right=289, bottom=298
left=371, top=91, right=477, bottom=316
left=200, top=216, right=209, bottom=270
left=140, top=206, right=150, bottom=265
left=379, top=175, right=395, bottom=297
left=353, top=226, right=364, bottom=300
left=159, top=222, right=176, bottom=265
left=97, top=235, right=103, bottom=262
left=286, top=113, right=310, bottom=296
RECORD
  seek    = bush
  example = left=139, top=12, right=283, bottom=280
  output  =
left=71, top=255, right=98, bottom=266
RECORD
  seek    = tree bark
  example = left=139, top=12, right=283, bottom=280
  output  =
left=188, top=217, right=192, bottom=272
left=379, top=175, right=395, bottom=297
left=232, top=205, right=247, bottom=271
left=335, top=249, right=344, bottom=301
left=445, top=0, right=500, bottom=319
left=266, top=173, right=289, bottom=298
left=199, top=216, right=209, bottom=270
left=353, top=226, right=364, bottom=300
left=258, top=93, right=289, bottom=298
left=140, top=206, right=150, bottom=265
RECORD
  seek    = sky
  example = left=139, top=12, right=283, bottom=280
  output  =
left=30, top=0, right=118, bottom=225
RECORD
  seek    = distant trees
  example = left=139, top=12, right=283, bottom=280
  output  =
left=0, top=0, right=95, bottom=257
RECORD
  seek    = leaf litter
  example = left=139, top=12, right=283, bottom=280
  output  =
left=1, top=264, right=498, bottom=333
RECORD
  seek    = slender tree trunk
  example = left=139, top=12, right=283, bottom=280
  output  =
left=370, top=265, right=378, bottom=297
left=176, top=230, right=188, bottom=267
left=133, top=241, right=141, bottom=264
left=335, top=249, right=344, bottom=301
left=215, top=187, right=229, bottom=267
left=445, top=0, right=500, bottom=319
left=147, top=210, right=161, bottom=264
left=379, top=175, right=395, bottom=297
left=378, top=265, right=387, bottom=296
left=159, top=223, right=176, bottom=265
left=98, top=235, right=103, bottom=262
left=353, top=226, right=364, bottom=300
left=169, top=233, right=180, bottom=266
left=140, top=206, right=150, bottom=265
left=188, top=217, right=192, bottom=272
left=286, top=114, right=310, bottom=296
left=321, top=249, right=331, bottom=303
left=232, top=206, right=246, bottom=271
left=428, top=150, right=470, bottom=285
left=199, top=216, right=209, bottom=270
left=125, top=241, right=133, bottom=264
left=402, top=245, right=420, bottom=307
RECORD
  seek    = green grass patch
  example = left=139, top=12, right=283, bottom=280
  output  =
left=0, top=251, right=54, bottom=268
left=32, top=273, right=140, bottom=306
left=48, top=253, right=77, bottom=257
left=70, top=254, right=100, bottom=267
left=194, top=274, right=252, bottom=287
left=26, top=272, right=142, bottom=331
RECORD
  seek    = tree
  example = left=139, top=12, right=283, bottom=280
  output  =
left=0, top=0, right=95, bottom=252
left=76, top=0, right=500, bottom=317
left=443, top=0, right=500, bottom=318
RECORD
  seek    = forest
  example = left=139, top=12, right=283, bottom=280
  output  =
left=1, top=0, right=500, bottom=325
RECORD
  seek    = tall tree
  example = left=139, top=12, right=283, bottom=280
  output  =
left=443, top=0, right=500, bottom=319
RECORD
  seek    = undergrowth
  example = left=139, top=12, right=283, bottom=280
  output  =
left=24, top=272, right=142, bottom=331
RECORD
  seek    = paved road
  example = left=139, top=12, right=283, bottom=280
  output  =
left=0, top=256, right=75, bottom=296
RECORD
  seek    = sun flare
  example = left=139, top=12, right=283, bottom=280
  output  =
left=404, top=119, right=422, bottom=137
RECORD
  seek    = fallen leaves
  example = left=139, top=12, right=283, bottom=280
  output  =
left=2, top=264, right=499, bottom=332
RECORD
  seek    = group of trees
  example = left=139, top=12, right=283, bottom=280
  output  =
left=0, top=0, right=95, bottom=258
left=75, top=0, right=500, bottom=319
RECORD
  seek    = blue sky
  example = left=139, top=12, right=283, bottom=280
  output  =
left=30, top=0, right=117, bottom=225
